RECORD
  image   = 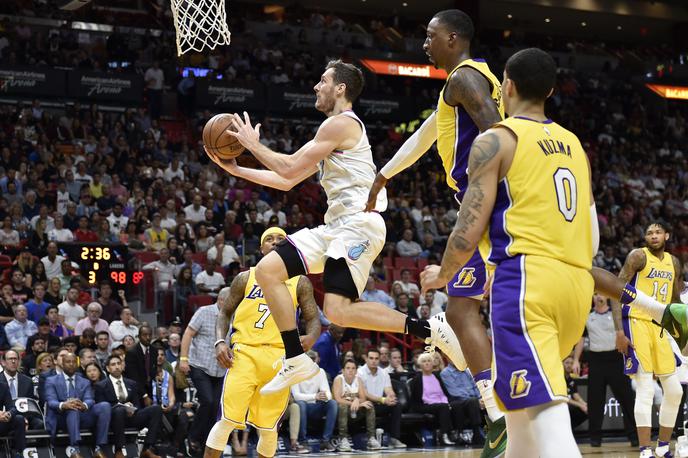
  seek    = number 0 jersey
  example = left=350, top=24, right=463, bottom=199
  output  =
left=479, top=116, right=592, bottom=270
left=229, top=267, right=300, bottom=348
left=625, top=247, right=675, bottom=322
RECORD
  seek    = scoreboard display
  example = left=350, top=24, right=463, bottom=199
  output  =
left=58, top=243, right=143, bottom=287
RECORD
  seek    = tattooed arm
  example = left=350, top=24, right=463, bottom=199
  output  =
left=420, top=127, right=516, bottom=291
left=611, top=249, right=646, bottom=355
left=444, top=67, right=503, bottom=131
left=215, top=271, right=249, bottom=368
left=672, top=254, right=684, bottom=303
left=297, top=276, right=321, bottom=351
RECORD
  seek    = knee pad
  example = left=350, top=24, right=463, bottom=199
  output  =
left=257, top=429, right=278, bottom=457
left=206, top=419, right=235, bottom=451
left=634, top=372, right=655, bottom=427
left=659, top=373, right=683, bottom=427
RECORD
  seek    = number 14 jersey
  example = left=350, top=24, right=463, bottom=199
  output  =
left=479, top=116, right=592, bottom=270
left=229, top=267, right=300, bottom=348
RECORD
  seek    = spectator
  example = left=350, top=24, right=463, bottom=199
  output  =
left=5, top=304, right=38, bottom=351
left=418, top=304, right=432, bottom=321
left=386, top=348, right=407, bottom=374
left=143, top=248, right=177, bottom=291
left=40, top=242, right=65, bottom=280
left=84, top=362, right=104, bottom=386
left=10, top=269, right=32, bottom=304
left=167, top=237, right=184, bottom=264
left=94, top=331, right=110, bottom=368
left=564, top=356, right=588, bottom=429
left=179, top=289, right=228, bottom=455
left=58, top=287, right=85, bottom=333
left=394, top=292, right=417, bottom=318
left=408, top=353, right=456, bottom=445
left=175, top=266, right=198, bottom=319
left=47, top=305, right=71, bottom=339
left=144, top=213, right=169, bottom=252
left=151, top=347, right=187, bottom=455
left=313, top=324, right=345, bottom=381
left=74, top=302, right=109, bottom=336
left=28, top=219, right=50, bottom=257
left=107, top=203, right=128, bottom=237
left=194, top=223, right=214, bottom=253
left=360, top=275, right=395, bottom=309
left=263, top=201, right=287, bottom=227
left=420, top=289, right=448, bottom=315
left=27, top=317, right=61, bottom=350
left=44, top=352, right=112, bottom=458
left=332, top=359, right=379, bottom=451
left=393, top=269, right=421, bottom=299
left=357, top=348, right=406, bottom=448
left=206, top=232, right=240, bottom=268
left=95, top=281, right=124, bottom=323
left=124, top=324, right=155, bottom=397
left=194, top=259, right=225, bottom=297
left=396, top=229, right=422, bottom=258
left=144, top=62, right=164, bottom=120
left=45, top=277, right=63, bottom=306
left=47, top=215, right=74, bottom=242
left=21, top=335, right=47, bottom=375
left=292, top=350, right=338, bottom=451
left=165, top=333, right=181, bottom=363
left=0, top=216, right=20, bottom=255
left=99, top=354, right=165, bottom=457
left=78, top=348, right=97, bottom=376
left=25, top=283, right=51, bottom=324
left=176, top=248, right=203, bottom=279
left=57, top=260, right=76, bottom=295
left=31, top=261, right=48, bottom=286
left=184, top=194, right=207, bottom=224
left=440, top=362, right=484, bottom=444
left=0, top=379, right=26, bottom=456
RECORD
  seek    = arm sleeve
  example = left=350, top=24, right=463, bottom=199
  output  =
left=590, top=204, right=599, bottom=258
left=291, top=382, right=316, bottom=402
left=380, top=112, right=437, bottom=178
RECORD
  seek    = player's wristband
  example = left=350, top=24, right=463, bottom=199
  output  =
left=179, top=356, right=189, bottom=361
left=214, top=339, right=226, bottom=348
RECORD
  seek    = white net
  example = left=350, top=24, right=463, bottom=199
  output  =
left=170, top=0, right=231, bottom=56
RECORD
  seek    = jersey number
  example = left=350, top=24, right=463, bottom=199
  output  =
left=651, top=282, right=669, bottom=303
left=553, top=168, right=577, bottom=222
left=254, top=303, right=271, bottom=329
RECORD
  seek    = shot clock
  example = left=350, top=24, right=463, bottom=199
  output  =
left=58, top=243, right=143, bottom=288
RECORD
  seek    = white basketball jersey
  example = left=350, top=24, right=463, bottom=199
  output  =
left=318, top=111, right=387, bottom=224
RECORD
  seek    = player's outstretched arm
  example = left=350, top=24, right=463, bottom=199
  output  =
left=444, top=68, right=502, bottom=132
left=296, top=276, right=321, bottom=351
left=228, top=111, right=352, bottom=180
left=420, top=127, right=515, bottom=292
left=214, top=271, right=249, bottom=369
left=365, top=112, right=437, bottom=212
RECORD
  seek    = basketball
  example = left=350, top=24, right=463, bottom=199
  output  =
left=203, top=113, right=245, bottom=160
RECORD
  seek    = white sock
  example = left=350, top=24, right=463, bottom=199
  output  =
left=528, top=401, right=581, bottom=458
left=624, top=286, right=666, bottom=323
left=476, top=378, right=504, bottom=422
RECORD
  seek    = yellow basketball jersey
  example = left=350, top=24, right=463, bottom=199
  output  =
left=436, top=58, right=504, bottom=198
left=229, top=268, right=300, bottom=348
left=628, top=247, right=675, bottom=321
left=479, top=117, right=592, bottom=269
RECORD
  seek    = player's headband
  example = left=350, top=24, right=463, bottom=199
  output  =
left=260, top=227, right=287, bottom=245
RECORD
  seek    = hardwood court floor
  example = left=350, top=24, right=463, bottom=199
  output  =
left=273, top=443, right=647, bottom=458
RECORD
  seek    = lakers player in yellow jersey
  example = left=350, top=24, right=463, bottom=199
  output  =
left=203, top=227, right=322, bottom=458
left=421, top=48, right=594, bottom=457
left=365, top=10, right=507, bottom=457
left=612, top=223, right=684, bottom=458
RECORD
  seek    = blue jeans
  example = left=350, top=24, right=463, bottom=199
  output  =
left=296, top=399, right=338, bottom=442
left=56, top=401, right=111, bottom=446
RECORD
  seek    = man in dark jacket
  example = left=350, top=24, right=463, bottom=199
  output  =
left=0, top=380, right=26, bottom=457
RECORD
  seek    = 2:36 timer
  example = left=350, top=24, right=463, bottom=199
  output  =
left=78, top=246, right=142, bottom=286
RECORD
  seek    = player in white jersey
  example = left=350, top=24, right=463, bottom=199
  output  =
left=206, top=60, right=464, bottom=400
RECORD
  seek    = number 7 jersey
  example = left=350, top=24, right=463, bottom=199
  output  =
left=479, top=116, right=592, bottom=270
left=229, top=267, right=300, bottom=348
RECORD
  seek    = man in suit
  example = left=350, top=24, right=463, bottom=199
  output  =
left=44, top=352, right=111, bottom=458
left=0, top=349, right=43, bottom=429
left=95, top=355, right=162, bottom=458
left=124, top=324, right=153, bottom=396
left=0, top=380, right=26, bottom=458
left=39, top=346, right=69, bottom=404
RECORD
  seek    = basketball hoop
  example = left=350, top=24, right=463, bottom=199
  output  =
left=170, top=0, right=231, bottom=56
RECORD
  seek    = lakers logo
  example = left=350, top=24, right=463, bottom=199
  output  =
left=625, top=357, right=633, bottom=370
left=509, top=370, right=531, bottom=399
left=347, top=241, right=370, bottom=261
left=453, top=268, right=477, bottom=288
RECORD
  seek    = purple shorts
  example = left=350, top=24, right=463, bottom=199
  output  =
left=446, top=250, right=487, bottom=298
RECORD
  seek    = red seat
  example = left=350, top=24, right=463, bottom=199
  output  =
left=375, top=281, right=389, bottom=293
left=191, top=252, right=207, bottom=266
left=383, top=256, right=395, bottom=268
left=134, top=251, right=160, bottom=265
left=0, top=254, right=12, bottom=270
left=417, top=258, right=429, bottom=270
left=186, top=294, right=215, bottom=322
left=394, top=257, right=416, bottom=269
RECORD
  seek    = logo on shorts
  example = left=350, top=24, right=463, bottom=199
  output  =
left=625, top=357, right=633, bottom=370
left=453, top=267, right=477, bottom=288
left=509, top=370, right=531, bottom=399
left=347, top=241, right=370, bottom=261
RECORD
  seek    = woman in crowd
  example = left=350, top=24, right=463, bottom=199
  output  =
left=45, top=278, right=63, bottom=306
left=167, top=237, right=184, bottom=264
left=96, top=219, right=117, bottom=243
left=332, top=359, right=379, bottom=451
left=28, top=219, right=50, bottom=257
left=194, top=223, right=214, bottom=253
left=32, top=261, right=48, bottom=287
left=175, top=266, right=197, bottom=321
left=84, top=362, right=105, bottom=386
left=174, top=224, right=195, bottom=252
left=122, top=335, right=136, bottom=350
